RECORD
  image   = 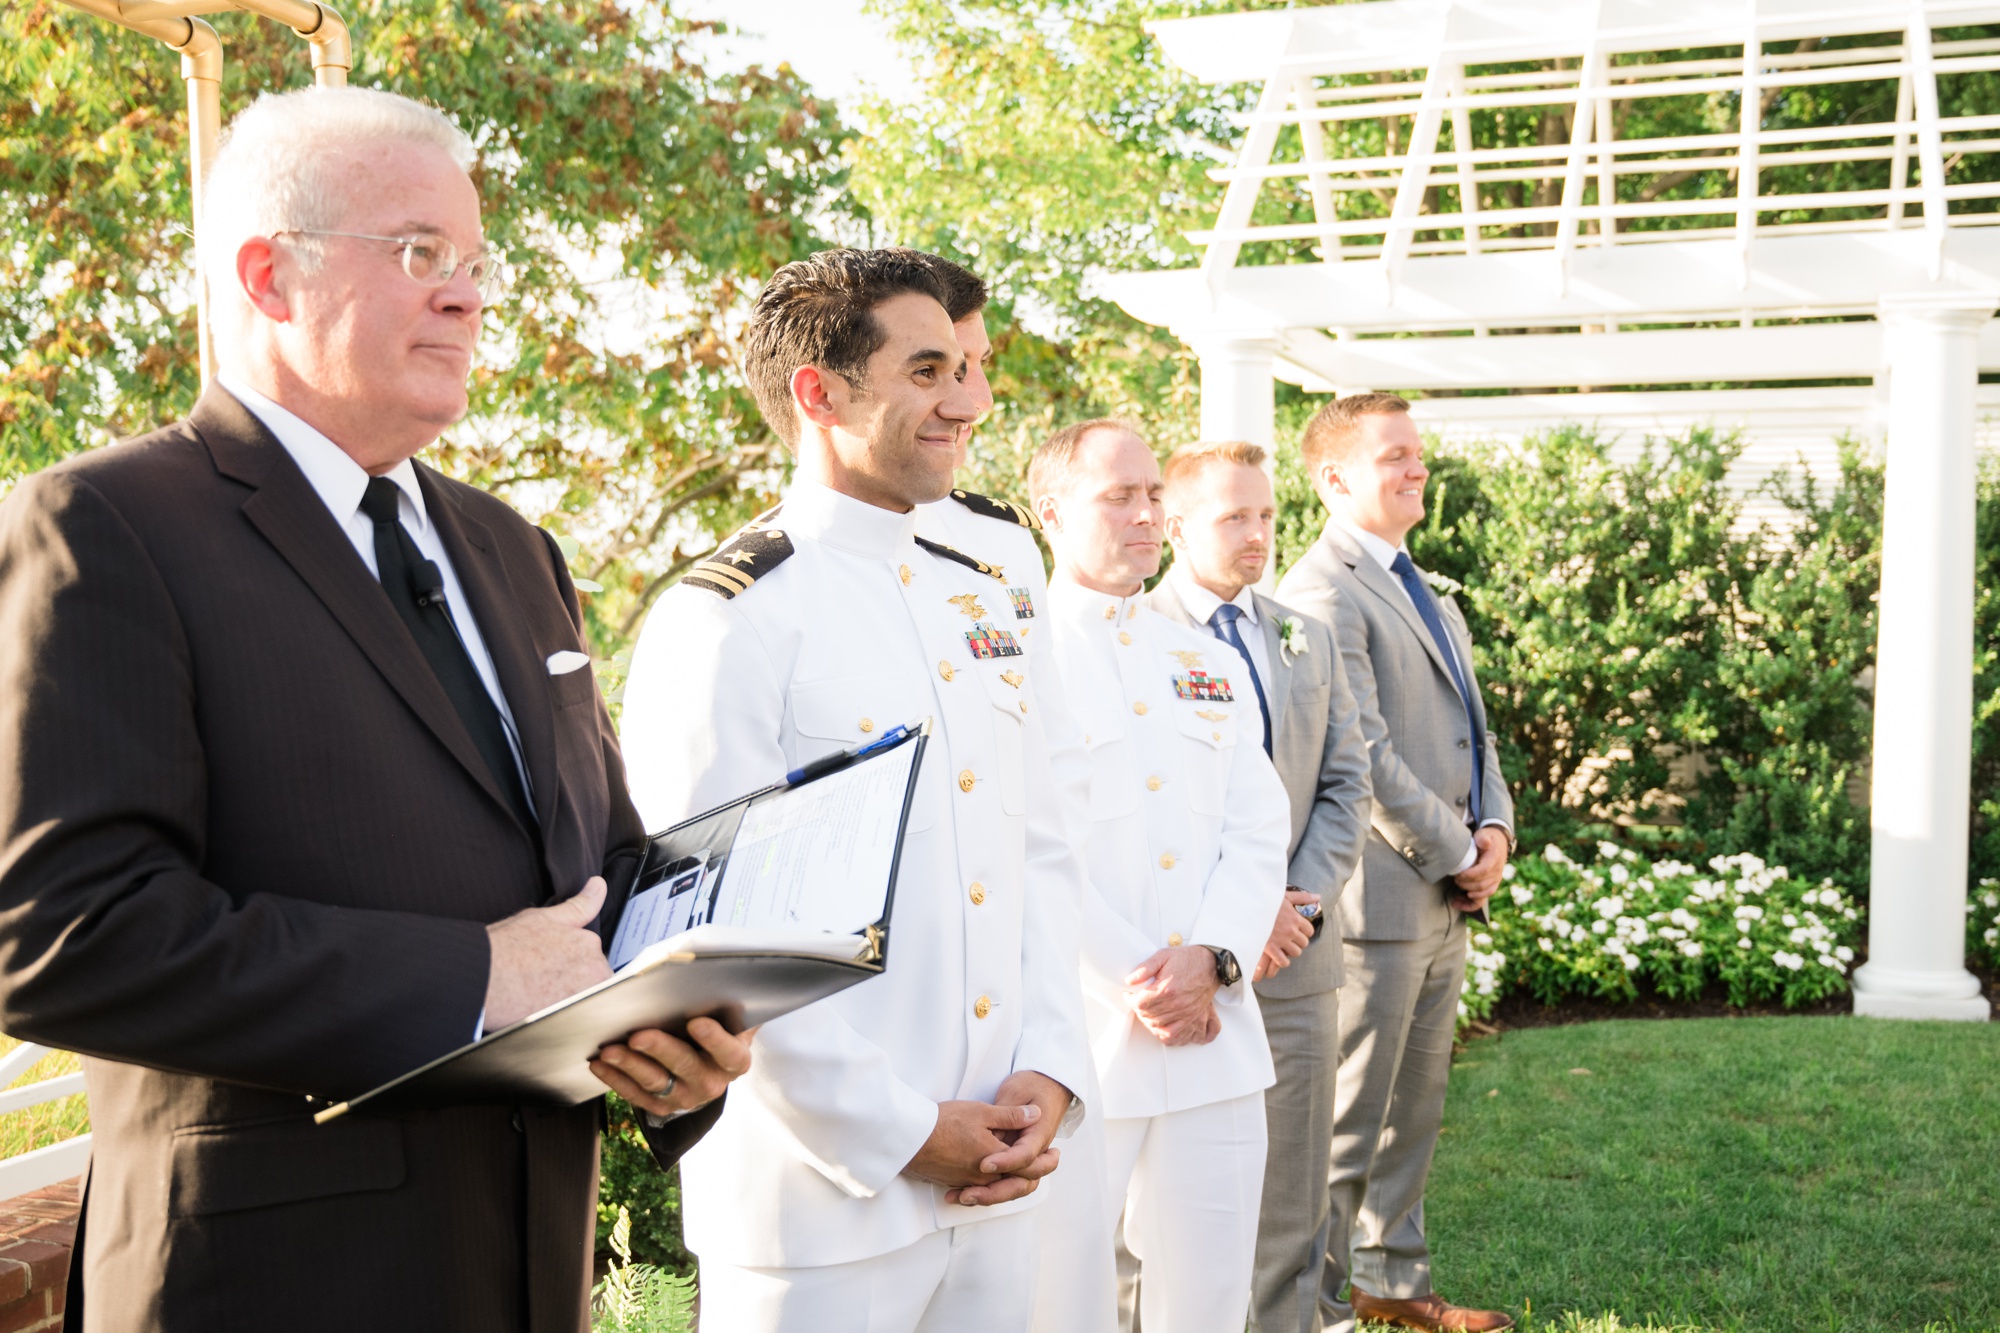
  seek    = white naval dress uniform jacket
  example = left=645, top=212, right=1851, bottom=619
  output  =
left=916, top=496, right=1121, bottom=1333
left=1046, top=583, right=1290, bottom=1119
left=620, top=479, right=1092, bottom=1271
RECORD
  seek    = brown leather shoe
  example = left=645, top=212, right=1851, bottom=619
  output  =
left=1349, top=1284, right=1516, bottom=1332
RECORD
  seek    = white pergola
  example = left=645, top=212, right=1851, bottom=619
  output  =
left=1106, top=0, right=2000, bottom=1020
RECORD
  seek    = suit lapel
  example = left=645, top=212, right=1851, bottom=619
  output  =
left=1319, top=523, right=1462, bottom=697
left=1252, top=593, right=1296, bottom=724
left=421, top=468, right=562, bottom=856
left=194, top=387, right=521, bottom=823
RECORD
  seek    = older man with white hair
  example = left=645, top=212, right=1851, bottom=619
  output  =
left=0, top=87, right=749, bottom=1332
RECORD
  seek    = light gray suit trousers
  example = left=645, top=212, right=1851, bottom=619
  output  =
left=1276, top=521, right=1513, bottom=1331
left=1147, top=584, right=1372, bottom=1333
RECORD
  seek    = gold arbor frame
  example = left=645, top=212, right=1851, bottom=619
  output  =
left=52, top=1, right=354, bottom=386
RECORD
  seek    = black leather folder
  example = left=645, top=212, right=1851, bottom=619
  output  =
left=315, top=724, right=928, bottom=1121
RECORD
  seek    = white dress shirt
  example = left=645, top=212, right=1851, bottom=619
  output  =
left=1328, top=512, right=1496, bottom=870
left=1168, top=566, right=1274, bottom=689
left=218, top=376, right=529, bottom=792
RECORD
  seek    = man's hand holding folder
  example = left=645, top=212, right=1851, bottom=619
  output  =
left=485, top=873, right=753, bottom=1119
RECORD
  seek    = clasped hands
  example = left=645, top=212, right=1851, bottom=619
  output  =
left=484, top=876, right=754, bottom=1119
left=902, top=1070, right=1074, bottom=1206
left=1450, top=825, right=1511, bottom=914
left=1124, top=945, right=1223, bottom=1046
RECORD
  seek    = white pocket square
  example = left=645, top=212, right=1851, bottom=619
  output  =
left=546, top=650, right=592, bottom=676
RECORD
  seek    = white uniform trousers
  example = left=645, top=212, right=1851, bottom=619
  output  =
left=700, top=1210, right=1037, bottom=1333
left=1103, top=1092, right=1268, bottom=1333
left=1030, top=1106, right=1118, bottom=1333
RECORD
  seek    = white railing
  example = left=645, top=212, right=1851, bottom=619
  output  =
left=0, top=1044, right=90, bottom=1200
left=1174, top=3, right=2000, bottom=282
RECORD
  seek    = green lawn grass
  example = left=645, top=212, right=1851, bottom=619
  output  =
left=1424, top=1017, right=2000, bottom=1333
left=0, top=1035, right=86, bottom=1161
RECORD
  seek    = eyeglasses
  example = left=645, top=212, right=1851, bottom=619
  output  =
left=277, top=230, right=506, bottom=303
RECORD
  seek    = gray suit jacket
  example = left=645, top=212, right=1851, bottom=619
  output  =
left=1276, top=520, right=1514, bottom=943
left=1147, top=582, right=1372, bottom=994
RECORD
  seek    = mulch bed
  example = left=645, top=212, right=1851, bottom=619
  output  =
left=1468, top=962, right=2000, bottom=1034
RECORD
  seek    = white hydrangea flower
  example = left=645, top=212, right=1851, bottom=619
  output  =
left=1679, top=940, right=1704, bottom=958
left=1834, top=945, right=1854, bottom=963
left=1510, top=884, right=1535, bottom=906
left=1737, top=937, right=1752, bottom=949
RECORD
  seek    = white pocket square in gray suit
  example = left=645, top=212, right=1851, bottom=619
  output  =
left=546, top=650, right=591, bottom=676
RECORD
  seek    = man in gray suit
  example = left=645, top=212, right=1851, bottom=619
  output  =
left=1276, top=395, right=1515, bottom=1333
left=1149, top=441, right=1373, bottom=1333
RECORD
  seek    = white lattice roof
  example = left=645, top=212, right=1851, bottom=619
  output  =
left=1107, top=0, right=2000, bottom=393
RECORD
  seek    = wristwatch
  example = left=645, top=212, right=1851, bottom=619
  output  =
left=1202, top=945, right=1243, bottom=988
left=1289, top=884, right=1323, bottom=937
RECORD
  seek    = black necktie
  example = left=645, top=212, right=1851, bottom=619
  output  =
left=360, top=477, right=536, bottom=832
left=1207, top=603, right=1272, bottom=757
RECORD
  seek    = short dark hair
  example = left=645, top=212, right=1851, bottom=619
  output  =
left=1300, top=392, right=1412, bottom=474
left=883, top=248, right=988, bottom=323
left=742, top=248, right=953, bottom=447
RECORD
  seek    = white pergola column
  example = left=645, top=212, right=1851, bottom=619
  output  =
left=1193, top=335, right=1279, bottom=447
left=1852, top=292, right=1995, bottom=1022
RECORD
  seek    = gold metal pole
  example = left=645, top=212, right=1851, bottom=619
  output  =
left=109, top=2, right=351, bottom=85
left=56, top=0, right=224, bottom=386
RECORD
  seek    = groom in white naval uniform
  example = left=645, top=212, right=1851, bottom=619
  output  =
left=899, top=251, right=1121, bottom=1333
left=1029, top=418, right=1290, bottom=1333
left=620, top=249, right=1091, bottom=1333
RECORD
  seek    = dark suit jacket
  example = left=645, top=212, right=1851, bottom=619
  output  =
left=0, top=387, right=717, bottom=1333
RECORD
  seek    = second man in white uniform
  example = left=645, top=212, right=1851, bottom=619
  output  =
left=1027, top=418, right=1290, bottom=1333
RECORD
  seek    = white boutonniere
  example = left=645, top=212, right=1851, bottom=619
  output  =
left=1422, top=568, right=1464, bottom=596
left=1278, top=615, right=1310, bottom=662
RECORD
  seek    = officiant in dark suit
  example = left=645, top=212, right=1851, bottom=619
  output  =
left=0, top=86, right=749, bottom=1333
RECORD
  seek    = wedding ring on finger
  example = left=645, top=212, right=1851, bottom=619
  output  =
left=660, top=1071, right=678, bottom=1100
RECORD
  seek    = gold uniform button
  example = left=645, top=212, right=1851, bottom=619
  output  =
left=900, top=564, right=912, bottom=585
left=859, top=718, right=875, bottom=734
left=969, top=882, right=987, bottom=906
left=1160, top=853, right=1177, bottom=869
left=1119, top=631, right=1132, bottom=645
left=1168, top=932, right=1184, bottom=947
left=1103, top=606, right=1116, bottom=620
left=958, top=769, right=976, bottom=793
left=1133, top=701, right=1148, bottom=716
left=974, top=996, right=992, bottom=1020
left=939, top=660, right=955, bottom=681
left=1146, top=775, right=1163, bottom=791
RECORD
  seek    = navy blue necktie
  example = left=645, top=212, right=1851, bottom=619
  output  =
left=1389, top=551, right=1484, bottom=823
left=1207, top=604, right=1272, bottom=757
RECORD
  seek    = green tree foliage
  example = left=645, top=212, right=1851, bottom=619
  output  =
left=1, top=0, right=844, bottom=647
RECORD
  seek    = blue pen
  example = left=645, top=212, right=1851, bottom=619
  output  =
left=785, top=723, right=913, bottom=786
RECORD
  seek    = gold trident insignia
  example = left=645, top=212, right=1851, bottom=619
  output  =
left=1169, top=649, right=1204, bottom=669
left=948, top=593, right=987, bottom=619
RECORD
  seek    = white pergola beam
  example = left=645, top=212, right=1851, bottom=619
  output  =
left=1107, top=228, right=2000, bottom=336
left=1269, top=320, right=2000, bottom=391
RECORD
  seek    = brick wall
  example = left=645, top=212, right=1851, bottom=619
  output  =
left=0, top=1179, right=76, bottom=1333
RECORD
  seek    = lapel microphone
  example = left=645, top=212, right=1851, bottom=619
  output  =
left=412, top=559, right=450, bottom=610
